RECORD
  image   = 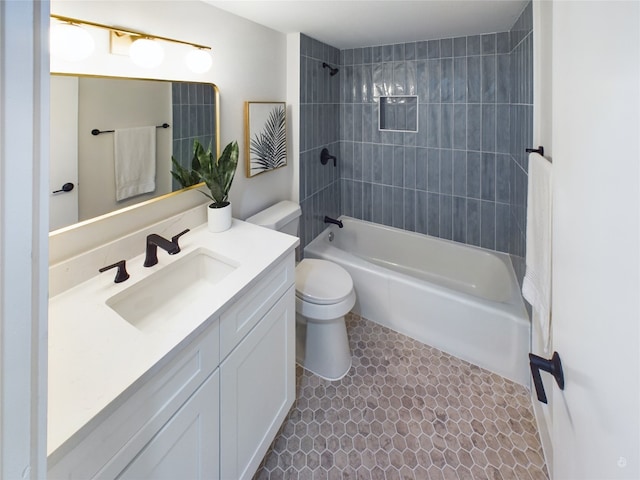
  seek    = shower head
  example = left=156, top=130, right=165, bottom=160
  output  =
left=322, top=62, right=339, bottom=76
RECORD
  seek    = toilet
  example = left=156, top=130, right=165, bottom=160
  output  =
left=246, top=201, right=355, bottom=381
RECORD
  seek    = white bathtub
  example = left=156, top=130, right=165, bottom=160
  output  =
left=304, top=217, right=530, bottom=386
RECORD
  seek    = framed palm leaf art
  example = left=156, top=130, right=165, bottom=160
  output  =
left=245, top=101, right=287, bottom=177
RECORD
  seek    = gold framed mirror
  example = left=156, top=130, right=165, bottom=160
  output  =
left=49, top=73, right=219, bottom=233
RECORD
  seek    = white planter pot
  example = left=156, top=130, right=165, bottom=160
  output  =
left=207, top=202, right=232, bottom=232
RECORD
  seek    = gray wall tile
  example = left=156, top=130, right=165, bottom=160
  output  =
left=453, top=57, right=467, bottom=103
left=453, top=36, right=467, bottom=57
left=440, top=149, right=453, bottom=195
left=441, top=104, right=453, bottom=149
left=481, top=200, right=496, bottom=249
left=427, top=59, right=441, bottom=102
left=440, top=194, right=453, bottom=240
left=466, top=198, right=481, bottom=246
left=497, top=54, right=510, bottom=103
left=404, top=189, right=416, bottom=231
left=482, top=55, right=496, bottom=103
left=427, top=148, right=440, bottom=192
left=392, top=186, right=404, bottom=228
left=441, top=38, right=453, bottom=58
left=416, top=41, right=428, bottom=60
left=416, top=148, right=428, bottom=190
left=427, top=193, right=440, bottom=236
left=467, top=104, right=482, bottom=151
left=467, top=151, right=481, bottom=199
left=497, top=32, right=510, bottom=54
left=496, top=154, right=511, bottom=203
left=427, top=40, right=441, bottom=59
left=481, top=152, right=496, bottom=201
left=404, top=147, right=416, bottom=189
left=441, top=59, right=453, bottom=102
left=416, top=190, right=428, bottom=234
left=301, top=16, right=531, bottom=258
left=453, top=104, right=467, bottom=150
left=453, top=150, right=467, bottom=196
left=496, top=104, right=510, bottom=153
left=467, top=35, right=481, bottom=55
left=467, top=56, right=481, bottom=103
left=427, top=104, right=441, bottom=147
left=481, top=33, right=497, bottom=54
left=482, top=104, right=496, bottom=152
left=372, top=184, right=384, bottom=224
left=453, top=196, right=467, bottom=243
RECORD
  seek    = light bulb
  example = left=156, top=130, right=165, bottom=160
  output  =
left=50, top=23, right=95, bottom=62
left=185, top=48, right=212, bottom=74
left=129, top=37, right=164, bottom=68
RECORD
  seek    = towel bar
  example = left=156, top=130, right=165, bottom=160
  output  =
left=91, top=123, right=170, bottom=136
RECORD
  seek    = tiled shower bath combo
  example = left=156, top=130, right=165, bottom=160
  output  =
left=290, top=2, right=542, bottom=478
left=299, top=4, right=533, bottom=281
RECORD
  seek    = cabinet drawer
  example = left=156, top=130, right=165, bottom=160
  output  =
left=220, top=254, right=294, bottom=359
left=48, top=322, right=219, bottom=479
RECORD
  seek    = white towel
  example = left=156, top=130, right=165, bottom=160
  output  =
left=522, top=152, right=553, bottom=352
left=114, top=126, right=156, bottom=201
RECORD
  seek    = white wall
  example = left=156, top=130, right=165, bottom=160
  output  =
left=551, top=1, right=639, bottom=478
left=50, top=0, right=292, bottom=260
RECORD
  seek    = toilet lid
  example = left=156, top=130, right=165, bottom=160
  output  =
left=295, top=259, right=353, bottom=305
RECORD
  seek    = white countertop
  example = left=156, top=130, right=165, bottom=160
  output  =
left=47, top=219, right=298, bottom=457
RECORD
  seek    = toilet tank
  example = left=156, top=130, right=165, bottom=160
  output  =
left=245, top=201, right=301, bottom=236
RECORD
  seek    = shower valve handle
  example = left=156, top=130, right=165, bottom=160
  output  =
left=529, top=351, right=564, bottom=404
left=321, top=148, right=337, bottom=167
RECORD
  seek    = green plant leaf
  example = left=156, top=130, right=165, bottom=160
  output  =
left=170, top=155, right=200, bottom=188
left=171, top=138, right=238, bottom=205
left=249, top=105, right=286, bottom=173
left=194, top=140, right=239, bottom=205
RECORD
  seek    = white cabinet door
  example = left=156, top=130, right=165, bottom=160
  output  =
left=220, top=287, right=295, bottom=480
left=117, top=370, right=220, bottom=480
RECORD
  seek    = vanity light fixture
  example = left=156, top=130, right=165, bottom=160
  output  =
left=185, top=48, right=213, bottom=74
left=128, top=37, right=165, bottom=68
left=50, top=14, right=212, bottom=72
left=49, top=21, right=95, bottom=62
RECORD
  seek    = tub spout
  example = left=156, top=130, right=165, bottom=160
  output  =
left=324, top=216, right=343, bottom=228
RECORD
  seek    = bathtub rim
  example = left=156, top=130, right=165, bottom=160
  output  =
left=304, top=216, right=531, bottom=385
left=311, top=216, right=529, bottom=316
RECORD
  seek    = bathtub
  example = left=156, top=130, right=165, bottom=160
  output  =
left=304, top=217, right=530, bottom=386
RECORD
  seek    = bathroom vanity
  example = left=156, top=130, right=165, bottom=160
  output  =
left=47, top=219, right=298, bottom=479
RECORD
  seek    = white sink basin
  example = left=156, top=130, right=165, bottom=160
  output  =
left=106, top=248, right=238, bottom=332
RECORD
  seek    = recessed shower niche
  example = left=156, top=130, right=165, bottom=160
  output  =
left=378, top=95, right=419, bottom=132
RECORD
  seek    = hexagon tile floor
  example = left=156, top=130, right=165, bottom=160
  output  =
left=254, top=313, right=549, bottom=480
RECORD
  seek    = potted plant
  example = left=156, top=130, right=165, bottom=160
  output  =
left=172, top=139, right=239, bottom=232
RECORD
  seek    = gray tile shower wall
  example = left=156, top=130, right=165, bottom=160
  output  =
left=509, top=1, right=533, bottom=283
left=299, top=34, right=341, bottom=250
left=339, top=32, right=513, bottom=252
left=298, top=0, right=533, bottom=263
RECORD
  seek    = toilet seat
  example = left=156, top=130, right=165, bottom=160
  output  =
left=295, top=259, right=353, bottom=305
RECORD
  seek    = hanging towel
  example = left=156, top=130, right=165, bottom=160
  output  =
left=114, top=126, right=156, bottom=201
left=522, top=152, right=553, bottom=352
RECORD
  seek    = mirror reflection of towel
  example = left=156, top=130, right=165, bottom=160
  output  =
left=114, top=126, right=156, bottom=201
